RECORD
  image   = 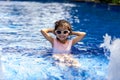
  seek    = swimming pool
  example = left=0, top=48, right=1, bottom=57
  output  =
left=0, top=1, right=120, bottom=80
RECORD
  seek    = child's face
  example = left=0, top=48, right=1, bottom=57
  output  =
left=55, top=26, right=70, bottom=41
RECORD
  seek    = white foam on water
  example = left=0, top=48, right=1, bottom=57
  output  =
left=0, top=2, right=76, bottom=79
left=100, top=34, right=120, bottom=80
left=0, top=53, right=5, bottom=80
left=0, top=1, right=76, bottom=49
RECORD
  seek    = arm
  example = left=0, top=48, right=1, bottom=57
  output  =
left=71, top=31, right=86, bottom=45
left=40, top=28, right=54, bottom=45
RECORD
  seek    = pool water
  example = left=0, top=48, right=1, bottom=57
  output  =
left=0, top=1, right=120, bottom=80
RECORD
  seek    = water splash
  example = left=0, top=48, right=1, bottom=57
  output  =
left=0, top=53, right=4, bottom=80
left=100, top=34, right=120, bottom=80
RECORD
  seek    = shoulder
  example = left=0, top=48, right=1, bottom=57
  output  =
left=68, top=39, right=72, bottom=42
left=68, top=39, right=73, bottom=45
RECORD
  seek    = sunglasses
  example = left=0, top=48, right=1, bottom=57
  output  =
left=55, top=30, right=70, bottom=34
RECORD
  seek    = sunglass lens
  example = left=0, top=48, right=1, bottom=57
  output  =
left=64, top=31, right=69, bottom=34
left=56, top=31, right=61, bottom=34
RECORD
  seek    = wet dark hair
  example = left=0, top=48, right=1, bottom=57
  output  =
left=54, top=20, right=72, bottom=35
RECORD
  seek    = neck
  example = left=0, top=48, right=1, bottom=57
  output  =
left=56, top=38, right=67, bottom=44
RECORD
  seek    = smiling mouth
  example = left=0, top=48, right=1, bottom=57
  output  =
left=59, top=35, right=66, bottom=38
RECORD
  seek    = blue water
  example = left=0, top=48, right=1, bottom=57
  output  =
left=0, top=1, right=120, bottom=80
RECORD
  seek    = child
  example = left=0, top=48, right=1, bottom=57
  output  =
left=41, top=20, right=86, bottom=67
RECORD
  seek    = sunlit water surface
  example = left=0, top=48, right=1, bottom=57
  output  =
left=0, top=1, right=120, bottom=80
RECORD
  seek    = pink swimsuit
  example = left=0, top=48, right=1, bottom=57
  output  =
left=53, top=38, right=72, bottom=54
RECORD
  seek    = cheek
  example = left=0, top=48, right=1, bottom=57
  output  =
left=65, top=33, right=70, bottom=36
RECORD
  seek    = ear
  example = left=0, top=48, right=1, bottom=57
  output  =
left=53, top=30, right=56, bottom=35
left=69, top=31, right=72, bottom=35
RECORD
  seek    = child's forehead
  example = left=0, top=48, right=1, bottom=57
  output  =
left=57, top=26, right=69, bottom=30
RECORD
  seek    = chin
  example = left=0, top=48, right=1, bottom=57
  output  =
left=59, top=37, right=67, bottom=40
